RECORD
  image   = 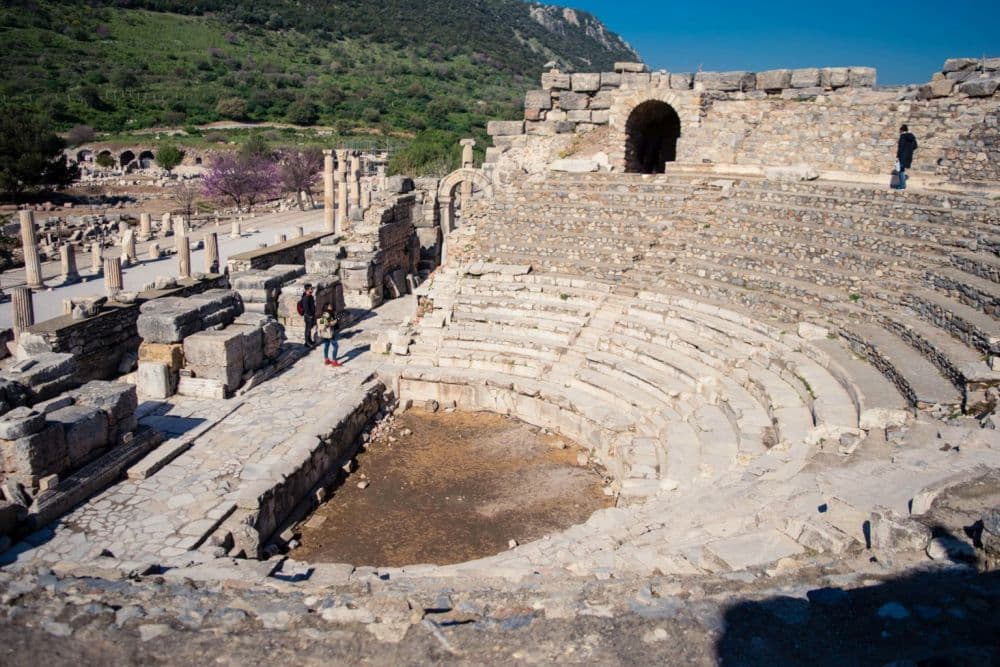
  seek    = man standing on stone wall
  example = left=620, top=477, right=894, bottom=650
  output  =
left=895, top=125, right=918, bottom=190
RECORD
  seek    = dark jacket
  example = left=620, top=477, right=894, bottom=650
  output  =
left=301, top=292, right=316, bottom=319
left=897, top=132, right=918, bottom=169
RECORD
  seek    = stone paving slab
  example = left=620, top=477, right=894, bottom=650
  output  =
left=2, top=297, right=415, bottom=568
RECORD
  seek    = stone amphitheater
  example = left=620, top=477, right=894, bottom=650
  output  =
left=2, top=58, right=1000, bottom=664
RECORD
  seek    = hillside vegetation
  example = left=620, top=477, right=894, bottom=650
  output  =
left=0, top=0, right=637, bottom=139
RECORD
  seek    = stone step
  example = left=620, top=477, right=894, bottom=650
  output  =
left=926, top=266, right=1000, bottom=314
left=904, top=288, right=1000, bottom=355
left=806, top=336, right=910, bottom=427
left=880, top=305, right=996, bottom=385
left=843, top=323, right=962, bottom=408
left=950, top=250, right=1000, bottom=284
left=783, top=351, right=859, bottom=429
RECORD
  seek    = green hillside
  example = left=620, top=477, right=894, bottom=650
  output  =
left=0, top=0, right=638, bottom=137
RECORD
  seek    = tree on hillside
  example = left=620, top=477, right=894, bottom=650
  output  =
left=156, top=144, right=184, bottom=172
left=0, top=107, right=78, bottom=200
left=278, top=148, right=322, bottom=211
left=203, top=154, right=280, bottom=213
left=240, top=134, right=272, bottom=160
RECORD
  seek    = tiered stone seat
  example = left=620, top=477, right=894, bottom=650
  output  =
left=474, top=170, right=999, bottom=413
left=399, top=268, right=874, bottom=508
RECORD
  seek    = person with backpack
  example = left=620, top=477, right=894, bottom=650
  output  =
left=894, top=124, right=918, bottom=190
left=317, top=303, right=340, bottom=367
left=299, top=284, right=317, bottom=347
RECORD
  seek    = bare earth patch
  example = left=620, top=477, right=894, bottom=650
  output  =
left=292, top=409, right=612, bottom=567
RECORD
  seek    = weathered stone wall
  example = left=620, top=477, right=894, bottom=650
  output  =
left=487, top=61, right=1000, bottom=187
left=226, top=232, right=335, bottom=273
left=19, top=276, right=229, bottom=382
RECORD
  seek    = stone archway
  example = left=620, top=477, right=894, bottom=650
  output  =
left=625, top=100, right=681, bottom=174
left=119, top=150, right=136, bottom=168
left=138, top=150, right=156, bottom=168
left=437, top=168, right=493, bottom=266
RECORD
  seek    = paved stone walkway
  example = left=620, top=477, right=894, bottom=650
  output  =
left=4, top=296, right=415, bottom=569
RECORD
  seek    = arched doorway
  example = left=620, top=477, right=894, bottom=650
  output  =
left=119, top=150, right=136, bottom=168
left=437, top=168, right=494, bottom=266
left=625, top=101, right=681, bottom=174
left=138, top=150, right=155, bottom=168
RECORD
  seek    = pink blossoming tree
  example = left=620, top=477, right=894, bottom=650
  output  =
left=202, top=153, right=280, bottom=213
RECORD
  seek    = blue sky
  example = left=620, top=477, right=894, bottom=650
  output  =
left=566, top=0, right=999, bottom=85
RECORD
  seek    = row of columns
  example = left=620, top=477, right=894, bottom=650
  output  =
left=323, top=149, right=366, bottom=236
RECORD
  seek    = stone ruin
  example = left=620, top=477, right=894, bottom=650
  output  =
left=0, top=56, right=998, bottom=659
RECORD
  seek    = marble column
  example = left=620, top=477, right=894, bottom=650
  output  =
left=295, top=226, right=304, bottom=238
left=460, top=138, right=476, bottom=202
left=172, top=216, right=187, bottom=239
left=91, top=242, right=103, bottom=274
left=231, top=220, right=241, bottom=239
left=323, top=149, right=335, bottom=233
left=161, top=212, right=171, bottom=234
left=177, top=235, right=191, bottom=279
left=103, top=256, right=122, bottom=296
left=121, top=229, right=137, bottom=266
left=11, top=286, right=34, bottom=338
left=19, top=211, right=44, bottom=289
left=439, top=195, right=453, bottom=267
left=139, top=212, right=152, bottom=241
left=60, top=245, right=80, bottom=283
left=335, top=149, right=349, bottom=234
left=349, top=153, right=362, bottom=210
left=204, top=232, right=219, bottom=274
left=362, top=186, right=372, bottom=210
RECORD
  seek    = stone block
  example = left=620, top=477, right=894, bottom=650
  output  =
left=756, top=69, right=792, bottom=90
left=848, top=67, right=876, bottom=87
left=589, top=91, right=614, bottom=110
left=487, top=120, right=525, bottom=136
left=591, top=110, right=610, bottom=124
left=0, top=407, right=46, bottom=440
left=615, top=62, right=648, bottom=73
left=262, top=320, right=285, bottom=360
left=781, top=87, right=824, bottom=101
left=790, top=67, right=821, bottom=88
left=524, top=107, right=545, bottom=121
left=622, top=72, right=652, bottom=88
left=183, top=328, right=246, bottom=370
left=48, top=405, right=108, bottom=467
left=704, top=529, right=804, bottom=571
left=870, top=507, right=931, bottom=553
left=600, top=72, right=621, bottom=88
left=137, top=361, right=173, bottom=399
left=230, top=324, right=265, bottom=373
left=558, top=91, right=589, bottom=110
left=2, top=423, right=66, bottom=479
left=571, top=73, right=601, bottom=92
left=566, top=110, right=592, bottom=122
left=669, top=72, right=693, bottom=89
left=696, top=71, right=755, bottom=92
left=541, top=71, right=571, bottom=90
left=4, top=353, right=79, bottom=402
left=138, top=343, right=185, bottom=372
left=546, top=109, right=568, bottom=122
left=0, top=379, right=31, bottom=416
left=304, top=247, right=342, bottom=276
left=384, top=176, right=414, bottom=193
left=943, top=57, right=978, bottom=72
left=929, top=78, right=955, bottom=98
left=958, top=78, right=1000, bottom=97
left=822, top=67, right=851, bottom=88
left=177, top=376, right=227, bottom=400
left=524, top=90, right=553, bottom=110
left=68, top=381, right=138, bottom=441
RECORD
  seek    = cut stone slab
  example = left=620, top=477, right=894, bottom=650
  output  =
left=704, top=529, right=804, bottom=571
left=47, top=405, right=109, bottom=467
left=0, top=407, right=46, bottom=440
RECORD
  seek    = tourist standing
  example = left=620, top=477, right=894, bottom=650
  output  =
left=895, top=124, right=918, bottom=190
left=317, top=303, right=340, bottom=367
left=300, top=284, right=317, bottom=347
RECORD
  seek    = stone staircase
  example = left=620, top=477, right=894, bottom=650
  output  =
left=474, top=171, right=1000, bottom=413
